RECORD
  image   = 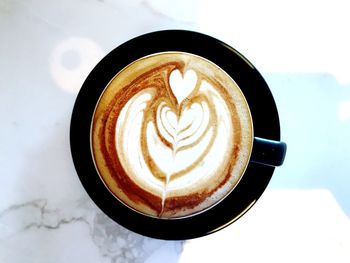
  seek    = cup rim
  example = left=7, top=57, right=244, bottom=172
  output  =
left=70, top=29, right=281, bottom=240
left=89, top=50, right=255, bottom=220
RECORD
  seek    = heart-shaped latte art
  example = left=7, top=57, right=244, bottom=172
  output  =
left=149, top=99, right=210, bottom=180
left=169, top=69, right=197, bottom=104
left=157, top=102, right=207, bottom=149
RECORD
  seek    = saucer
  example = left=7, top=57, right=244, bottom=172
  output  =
left=70, top=30, right=280, bottom=240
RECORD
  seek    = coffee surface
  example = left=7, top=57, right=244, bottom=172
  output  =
left=91, top=52, right=253, bottom=218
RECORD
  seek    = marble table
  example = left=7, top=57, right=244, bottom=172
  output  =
left=1, top=0, right=350, bottom=262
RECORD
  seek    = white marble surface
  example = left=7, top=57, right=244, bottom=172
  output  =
left=1, top=0, right=350, bottom=262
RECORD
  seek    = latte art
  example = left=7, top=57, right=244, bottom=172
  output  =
left=92, top=52, right=253, bottom=218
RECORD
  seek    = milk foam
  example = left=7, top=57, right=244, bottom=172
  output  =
left=115, top=69, right=239, bottom=213
left=115, top=89, right=164, bottom=196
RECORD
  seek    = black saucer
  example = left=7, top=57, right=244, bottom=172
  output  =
left=70, top=30, right=280, bottom=240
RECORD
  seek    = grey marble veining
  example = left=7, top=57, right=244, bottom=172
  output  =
left=0, top=198, right=183, bottom=263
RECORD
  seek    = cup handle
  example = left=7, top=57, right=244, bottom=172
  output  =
left=250, top=137, right=287, bottom=167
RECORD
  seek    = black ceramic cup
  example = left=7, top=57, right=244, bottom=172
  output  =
left=70, top=30, right=286, bottom=240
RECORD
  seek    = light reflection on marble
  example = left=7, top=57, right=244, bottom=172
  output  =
left=50, top=37, right=105, bottom=94
left=1, top=0, right=350, bottom=262
left=179, top=190, right=350, bottom=263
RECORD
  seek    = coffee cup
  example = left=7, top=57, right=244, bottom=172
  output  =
left=71, top=30, right=286, bottom=239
